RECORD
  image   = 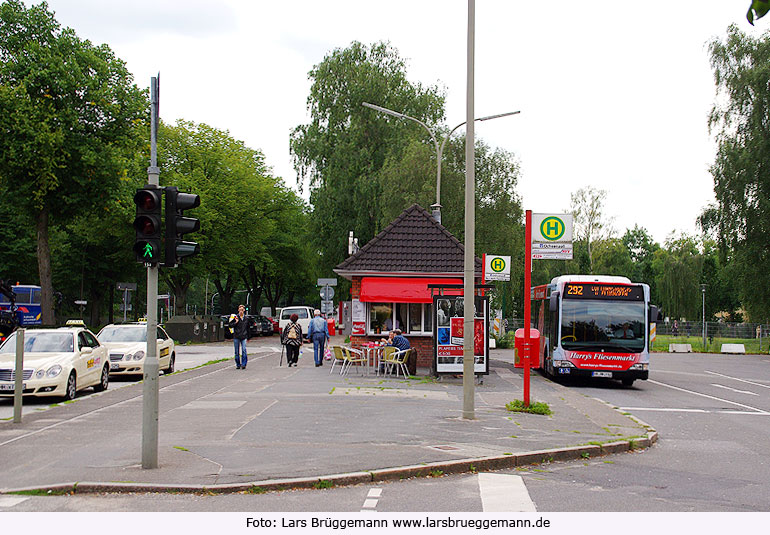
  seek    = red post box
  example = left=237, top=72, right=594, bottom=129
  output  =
left=327, top=317, right=335, bottom=336
left=514, top=328, right=540, bottom=368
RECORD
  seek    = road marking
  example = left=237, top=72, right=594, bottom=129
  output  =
left=711, top=384, right=758, bottom=396
left=621, top=407, right=708, bottom=413
left=227, top=399, right=278, bottom=440
left=0, top=496, right=29, bottom=507
left=360, top=487, right=382, bottom=512
left=0, top=364, right=234, bottom=448
left=648, top=379, right=770, bottom=414
left=478, top=473, right=536, bottom=512
left=705, top=370, right=770, bottom=390
left=178, top=400, right=247, bottom=409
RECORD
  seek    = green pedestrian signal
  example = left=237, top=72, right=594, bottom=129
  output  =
left=133, top=186, right=162, bottom=264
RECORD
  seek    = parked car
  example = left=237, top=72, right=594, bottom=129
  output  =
left=260, top=307, right=282, bottom=333
left=279, top=306, right=314, bottom=339
left=252, top=315, right=274, bottom=337
left=0, top=326, right=110, bottom=401
left=97, top=323, right=175, bottom=376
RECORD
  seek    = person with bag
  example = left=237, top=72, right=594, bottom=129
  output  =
left=307, top=309, right=329, bottom=367
left=229, top=304, right=249, bottom=370
left=281, top=313, right=303, bottom=367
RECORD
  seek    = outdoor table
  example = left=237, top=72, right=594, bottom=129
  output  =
left=361, top=343, right=385, bottom=375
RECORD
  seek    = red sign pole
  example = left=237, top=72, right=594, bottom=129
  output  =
left=524, top=210, right=532, bottom=407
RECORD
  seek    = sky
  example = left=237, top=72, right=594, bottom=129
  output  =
left=35, top=0, right=767, bottom=245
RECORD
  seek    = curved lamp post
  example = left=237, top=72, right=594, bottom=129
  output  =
left=362, top=101, right=519, bottom=224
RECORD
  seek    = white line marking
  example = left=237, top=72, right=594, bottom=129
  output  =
left=226, top=400, right=278, bottom=440
left=361, top=487, right=382, bottom=511
left=621, top=407, right=708, bottom=413
left=648, top=379, right=770, bottom=414
left=478, top=473, right=536, bottom=512
left=0, top=496, right=29, bottom=507
left=711, top=383, right=758, bottom=396
left=705, top=370, right=770, bottom=390
left=0, top=364, right=234, bottom=448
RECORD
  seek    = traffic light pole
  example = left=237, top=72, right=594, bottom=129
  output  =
left=142, top=75, right=160, bottom=469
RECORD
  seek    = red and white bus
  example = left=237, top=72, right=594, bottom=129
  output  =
left=531, top=275, right=656, bottom=386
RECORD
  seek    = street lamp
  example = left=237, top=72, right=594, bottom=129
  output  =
left=701, top=284, right=707, bottom=350
left=361, top=101, right=519, bottom=224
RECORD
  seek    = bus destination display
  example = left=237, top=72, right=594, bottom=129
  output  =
left=563, top=283, right=643, bottom=301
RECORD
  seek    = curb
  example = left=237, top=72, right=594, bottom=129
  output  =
left=0, top=430, right=657, bottom=496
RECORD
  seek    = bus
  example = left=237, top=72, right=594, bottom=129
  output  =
left=531, top=275, right=656, bottom=386
left=0, top=284, right=42, bottom=327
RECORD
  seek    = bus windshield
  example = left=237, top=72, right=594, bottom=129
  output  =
left=560, top=300, right=645, bottom=353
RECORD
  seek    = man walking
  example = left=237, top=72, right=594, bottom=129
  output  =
left=307, top=309, right=329, bottom=367
left=229, top=304, right=249, bottom=369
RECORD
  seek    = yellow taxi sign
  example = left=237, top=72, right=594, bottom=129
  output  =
left=65, top=319, right=86, bottom=327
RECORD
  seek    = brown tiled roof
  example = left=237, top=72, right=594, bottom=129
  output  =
left=335, top=204, right=482, bottom=275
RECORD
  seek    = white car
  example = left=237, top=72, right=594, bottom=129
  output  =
left=278, top=306, right=314, bottom=338
left=97, top=323, right=175, bottom=376
left=0, top=327, right=110, bottom=401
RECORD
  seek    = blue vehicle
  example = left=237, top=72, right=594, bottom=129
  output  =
left=0, top=283, right=42, bottom=335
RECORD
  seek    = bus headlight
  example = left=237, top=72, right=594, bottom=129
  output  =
left=630, top=363, right=648, bottom=371
left=553, top=360, right=576, bottom=368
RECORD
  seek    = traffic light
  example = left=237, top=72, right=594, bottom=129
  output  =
left=133, top=185, right=162, bottom=264
left=163, top=186, right=200, bottom=267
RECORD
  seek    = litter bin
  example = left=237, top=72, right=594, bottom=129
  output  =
left=327, top=317, right=335, bottom=336
left=514, top=328, right=540, bottom=368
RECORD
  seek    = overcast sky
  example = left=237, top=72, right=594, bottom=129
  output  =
left=37, top=0, right=765, bottom=245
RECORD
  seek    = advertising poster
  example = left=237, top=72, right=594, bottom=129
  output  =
left=351, top=298, right=365, bottom=336
left=434, top=295, right=489, bottom=374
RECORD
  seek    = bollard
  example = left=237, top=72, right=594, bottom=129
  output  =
left=13, top=328, right=24, bottom=423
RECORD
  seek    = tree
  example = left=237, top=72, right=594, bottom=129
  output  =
left=569, top=186, right=615, bottom=273
left=159, top=121, right=274, bottom=315
left=703, top=25, right=770, bottom=321
left=653, top=234, right=704, bottom=321
left=291, top=41, right=445, bottom=280
left=748, top=1, right=770, bottom=25
left=0, top=1, right=147, bottom=324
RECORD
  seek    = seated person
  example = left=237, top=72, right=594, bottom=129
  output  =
left=386, top=329, right=410, bottom=352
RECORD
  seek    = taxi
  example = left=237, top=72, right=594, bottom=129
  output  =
left=97, top=323, right=175, bottom=376
left=0, top=325, right=110, bottom=401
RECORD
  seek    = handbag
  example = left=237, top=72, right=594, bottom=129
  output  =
left=324, top=345, right=332, bottom=360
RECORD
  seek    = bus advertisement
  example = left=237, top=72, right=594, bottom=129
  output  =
left=0, top=284, right=42, bottom=328
left=530, top=275, right=655, bottom=387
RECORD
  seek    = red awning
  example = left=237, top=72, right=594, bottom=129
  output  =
left=359, top=277, right=463, bottom=303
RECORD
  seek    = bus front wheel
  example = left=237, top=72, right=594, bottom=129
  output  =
left=621, top=377, right=635, bottom=387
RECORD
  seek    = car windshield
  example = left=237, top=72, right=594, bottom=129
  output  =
left=0, top=331, right=74, bottom=353
left=97, top=326, right=146, bottom=343
left=560, top=300, right=645, bottom=353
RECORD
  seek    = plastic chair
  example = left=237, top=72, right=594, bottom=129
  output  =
left=341, top=346, right=367, bottom=375
left=330, top=346, right=346, bottom=375
left=384, top=348, right=410, bottom=378
left=378, top=346, right=396, bottom=375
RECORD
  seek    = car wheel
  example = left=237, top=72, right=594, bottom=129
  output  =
left=165, top=353, right=175, bottom=375
left=93, top=365, right=109, bottom=392
left=63, top=372, right=77, bottom=401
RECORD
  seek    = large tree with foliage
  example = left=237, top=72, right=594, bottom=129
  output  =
left=291, top=41, right=445, bottom=279
left=569, top=186, right=615, bottom=273
left=0, top=0, right=147, bottom=324
left=701, top=25, right=770, bottom=321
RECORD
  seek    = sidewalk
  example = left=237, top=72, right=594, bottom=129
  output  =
left=0, top=337, right=655, bottom=494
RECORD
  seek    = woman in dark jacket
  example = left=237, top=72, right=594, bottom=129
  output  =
left=281, top=313, right=303, bottom=367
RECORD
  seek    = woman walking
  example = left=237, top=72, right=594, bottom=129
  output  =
left=281, top=313, right=303, bottom=367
